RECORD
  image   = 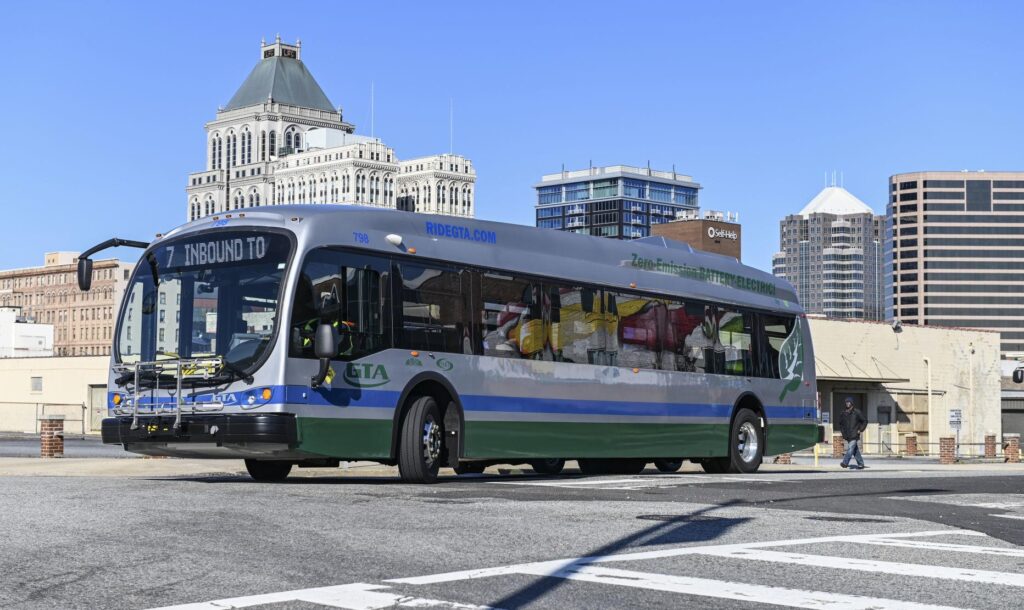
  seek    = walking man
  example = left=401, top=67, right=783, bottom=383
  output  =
left=838, top=397, right=867, bottom=469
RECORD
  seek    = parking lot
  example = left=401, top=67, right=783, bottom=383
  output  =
left=1, top=458, right=1023, bottom=609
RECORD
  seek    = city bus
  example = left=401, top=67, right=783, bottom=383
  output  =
left=80, top=205, right=820, bottom=483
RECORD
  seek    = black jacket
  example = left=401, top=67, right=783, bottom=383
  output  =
left=838, top=408, right=867, bottom=441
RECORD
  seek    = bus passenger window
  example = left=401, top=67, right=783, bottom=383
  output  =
left=671, top=302, right=716, bottom=374
left=613, top=292, right=664, bottom=370
left=760, top=314, right=796, bottom=378
left=398, top=264, right=467, bottom=354
left=717, top=307, right=754, bottom=376
left=547, top=284, right=603, bottom=364
left=479, top=273, right=534, bottom=359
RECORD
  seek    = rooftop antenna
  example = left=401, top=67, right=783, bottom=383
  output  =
left=370, top=81, right=375, bottom=139
left=841, top=171, right=844, bottom=188
left=449, top=97, right=453, bottom=155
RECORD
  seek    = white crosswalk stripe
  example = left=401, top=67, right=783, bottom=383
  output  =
left=147, top=582, right=500, bottom=610
left=512, top=564, right=965, bottom=610
left=487, top=473, right=779, bottom=490
left=154, top=528, right=1022, bottom=609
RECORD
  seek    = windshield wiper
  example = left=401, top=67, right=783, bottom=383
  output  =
left=145, top=251, right=160, bottom=287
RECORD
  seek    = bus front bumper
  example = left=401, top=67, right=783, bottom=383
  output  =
left=101, top=414, right=298, bottom=448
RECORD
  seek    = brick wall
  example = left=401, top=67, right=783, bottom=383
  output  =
left=40, top=416, right=64, bottom=458
left=939, top=436, right=956, bottom=465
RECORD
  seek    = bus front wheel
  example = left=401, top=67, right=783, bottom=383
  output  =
left=654, top=459, right=683, bottom=473
left=398, top=395, right=444, bottom=483
left=245, top=459, right=292, bottom=482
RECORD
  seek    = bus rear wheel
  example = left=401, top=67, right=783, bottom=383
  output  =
left=398, top=395, right=444, bottom=484
left=654, top=459, right=683, bottom=473
left=701, top=408, right=764, bottom=474
left=245, top=459, right=292, bottom=482
left=531, top=459, right=566, bottom=475
left=730, top=408, right=764, bottom=473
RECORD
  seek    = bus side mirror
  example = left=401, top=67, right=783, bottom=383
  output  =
left=1014, top=368, right=1024, bottom=384
left=77, top=258, right=93, bottom=291
left=314, top=323, right=338, bottom=359
left=311, top=323, right=338, bottom=388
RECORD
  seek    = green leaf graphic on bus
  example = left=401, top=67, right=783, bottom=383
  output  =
left=342, top=363, right=390, bottom=388
left=778, top=319, right=804, bottom=402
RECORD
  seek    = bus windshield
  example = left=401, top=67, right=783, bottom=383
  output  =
left=115, top=230, right=292, bottom=379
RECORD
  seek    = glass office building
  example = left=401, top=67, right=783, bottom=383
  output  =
left=534, top=166, right=700, bottom=239
left=888, top=171, right=1024, bottom=357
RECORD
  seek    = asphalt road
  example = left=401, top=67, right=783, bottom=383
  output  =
left=1, top=465, right=1023, bottom=609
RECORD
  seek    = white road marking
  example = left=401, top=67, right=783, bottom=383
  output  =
left=146, top=582, right=498, bottom=610
left=487, top=474, right=775, bottom=490
left=991, top=513, right=1024, bottom=520
left=159, top=529, right=1005, bottom=610
left=697, top=548, right=1024, bottom=587
left=858, top=537, right=1024, bottom=558
left=513, top=564, right=966, bottom=610
left=389, top=530, right=977, bottom=585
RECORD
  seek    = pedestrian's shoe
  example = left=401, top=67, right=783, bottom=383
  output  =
left=840, top=463, right=848, bottom=468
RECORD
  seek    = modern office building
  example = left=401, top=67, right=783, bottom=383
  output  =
left=773, top=186, right=884, bottom=320
left=651, top=210, right=742, bottom=259
left=0, top=253, right=133, bottom=356
left=888, top=171, right=1024, bottom=357
left=186, top=37, right=476, bottom=221
left=534, top=165, right=700, bottom=239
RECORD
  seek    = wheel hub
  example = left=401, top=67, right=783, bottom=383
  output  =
left=737, top=421, right=759, bottom=463
left=422, top=419, right=442, bottom=463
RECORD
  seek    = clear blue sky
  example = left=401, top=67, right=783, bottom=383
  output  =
left=2, top=1, right=1022, bottom=272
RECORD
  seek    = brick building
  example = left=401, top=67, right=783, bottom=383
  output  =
left=651, top=211, right=741, bottom=259
left=0, top=253, right=134, bottom=356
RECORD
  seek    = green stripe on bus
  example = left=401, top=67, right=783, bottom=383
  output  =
left=293, top=417, right=819, bottom=461
left=765, top=423, right=819, bottom=456
left=296, top=417, right=393, bottom=458
left=464, top=421, right=730, bottom=459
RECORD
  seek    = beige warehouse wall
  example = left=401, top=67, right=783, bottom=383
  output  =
left=0, top=356, right=109, bottom=434
left=810, top=318, right=1002, bottom=455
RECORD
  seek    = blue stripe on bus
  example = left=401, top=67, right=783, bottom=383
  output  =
left=112, top=386, right=809, bottom=420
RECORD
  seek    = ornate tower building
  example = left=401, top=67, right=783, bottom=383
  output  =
left=186, top=37, right=475, bottom=220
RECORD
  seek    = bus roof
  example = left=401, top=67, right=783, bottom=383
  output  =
left=161, top=206, right=802, bottom=314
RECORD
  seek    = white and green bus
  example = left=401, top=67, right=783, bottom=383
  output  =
left=81, top=206, right=821, bottom=483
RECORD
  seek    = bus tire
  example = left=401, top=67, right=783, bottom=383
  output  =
left=654, top=459, right=683, bottom=473
left=699, top=458, right=729, bottom=474
left=530, top=459, right=565, bottom=475
left=398, top=395, right=444, bottom=484
left=453, top=462, right=486, bottom=475
left=245, top=459, right=292, bottom=482
left=729, top=407, right=764, bottom=473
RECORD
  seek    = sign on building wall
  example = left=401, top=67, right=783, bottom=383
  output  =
left=948, top=408, right=963, bottom=431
